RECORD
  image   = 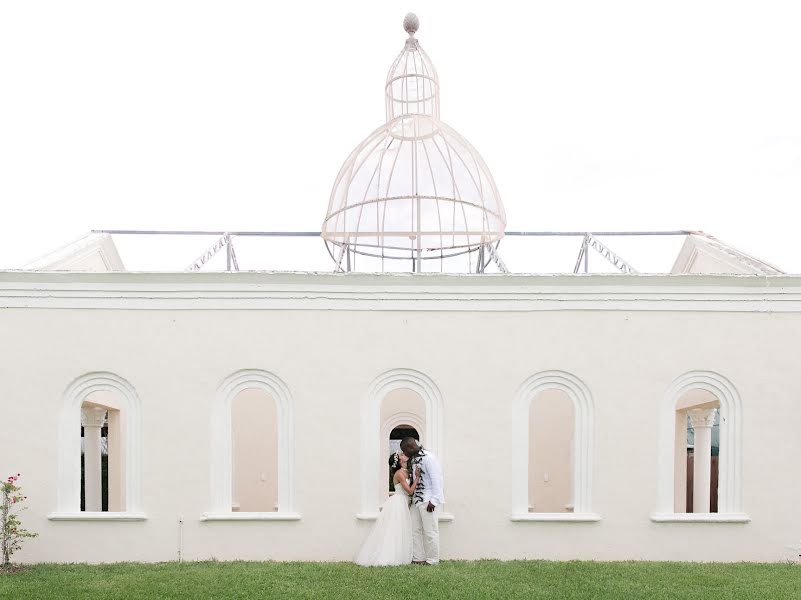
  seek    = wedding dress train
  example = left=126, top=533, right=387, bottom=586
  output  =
left=355, top=483, right=412, bottom=566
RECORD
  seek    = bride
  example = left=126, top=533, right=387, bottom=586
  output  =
left=355, top=452, right=420, bottom=566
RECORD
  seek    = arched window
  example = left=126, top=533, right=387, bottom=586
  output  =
left=80, top=395, right=119, bottom=512
left=675, top=390, right=720, bottom=513
left=653, top=371, right=747, bottom=522
left=360, top=369, right=451, bottom=521
left=204, top=370, right=299, bottom=521
left=512, top=371, right=599, bottom=522
left=49, top=372, right=143, bottom=521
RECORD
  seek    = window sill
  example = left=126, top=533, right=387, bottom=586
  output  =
left=47, top=511, right=147, bottom=521
left=511, top=512, right=601, bottom=522
left=650, top=512, right=750, bottom=523
left=356, top=512, right=455, bottom=522
left=201, top=512, right=301, bottom=522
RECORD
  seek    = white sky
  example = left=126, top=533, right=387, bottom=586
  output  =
left=1, top=1, right=800, bottom=272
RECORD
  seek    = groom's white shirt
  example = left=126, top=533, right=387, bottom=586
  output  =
left=417, top=451, right=445, bottom=507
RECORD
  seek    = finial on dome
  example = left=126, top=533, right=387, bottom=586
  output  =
left=403, top=13, right=419, bottom=36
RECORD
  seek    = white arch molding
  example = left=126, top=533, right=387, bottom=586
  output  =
left=652, top=370, right=749, bottom=522
left=48, top=372, right=144, bottom=521
left=381, top=412, right=426, bottom=445
left=203, top=369, right=300, bottom=521
left=511, top=370, right=600, bottom=522
left=360, top=369, right=452, bottom=520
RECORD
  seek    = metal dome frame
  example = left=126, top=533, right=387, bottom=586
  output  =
left=321, top=14, right=507, bottom=273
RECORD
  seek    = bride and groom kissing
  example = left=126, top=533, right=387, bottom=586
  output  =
left=356, top=438, right=444, bottom=567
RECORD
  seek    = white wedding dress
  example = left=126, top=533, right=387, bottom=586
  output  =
left=355, top=481, right=412, bottom=566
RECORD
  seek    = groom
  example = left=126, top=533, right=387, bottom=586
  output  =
left=400, top=437, right=444, bottom=565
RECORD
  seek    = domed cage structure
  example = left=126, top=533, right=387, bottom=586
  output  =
left=321, top=14, right=507, bottom=272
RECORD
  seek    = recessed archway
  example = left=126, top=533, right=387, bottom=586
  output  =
left=380, top=390, right=425, bottom=498
left=654, top=371, right=745, bottom=521
left=360, top=369, right=444, bottom=519
left=52, top=372, right=142, bottom=519
left=206, top=369, right=298, bottom=520
left=512, top=370, right=597, bottom=521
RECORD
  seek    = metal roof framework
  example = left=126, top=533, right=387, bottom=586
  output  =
left=90, top=229, right=694, bottom=274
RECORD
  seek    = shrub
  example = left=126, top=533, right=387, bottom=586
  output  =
left=1, top=474, right=37, bottom=569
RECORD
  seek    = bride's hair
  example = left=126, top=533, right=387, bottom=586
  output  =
left=388, top=452, right=404, bottom=477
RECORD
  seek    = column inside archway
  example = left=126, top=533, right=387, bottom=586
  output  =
left=81, top=406, right=107, bottom=512
left=688, top=407, right=717, bottom=513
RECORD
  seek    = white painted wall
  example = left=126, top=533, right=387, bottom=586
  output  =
left=1, top=272, right=800, bottom=563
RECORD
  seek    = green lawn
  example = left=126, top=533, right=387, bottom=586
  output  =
left=1, top=561, right=799, bottom=599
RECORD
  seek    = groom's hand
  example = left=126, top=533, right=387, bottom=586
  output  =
left=426, top=502, right=435, bottom=513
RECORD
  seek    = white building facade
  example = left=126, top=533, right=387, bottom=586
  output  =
left=2, top=266, right=801, bottom=563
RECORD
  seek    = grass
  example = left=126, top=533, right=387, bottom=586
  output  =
left=1, top=560, right=800, bottom=599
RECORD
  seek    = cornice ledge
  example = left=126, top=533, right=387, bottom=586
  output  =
left=2, top=272, right=801, bottom=312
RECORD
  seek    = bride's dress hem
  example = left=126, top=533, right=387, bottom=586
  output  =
left=354, top=484, right=413, bottom=567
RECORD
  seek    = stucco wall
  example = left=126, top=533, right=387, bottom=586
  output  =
left=1, top=272, right=800, bottom=563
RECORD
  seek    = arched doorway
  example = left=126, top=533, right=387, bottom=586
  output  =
left=388, top=425, right=420, bottom=492
left=380, top=388, right=425, bottom=502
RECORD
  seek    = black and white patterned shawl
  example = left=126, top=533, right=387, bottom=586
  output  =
left=410, top=449, right=427, bottom=505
